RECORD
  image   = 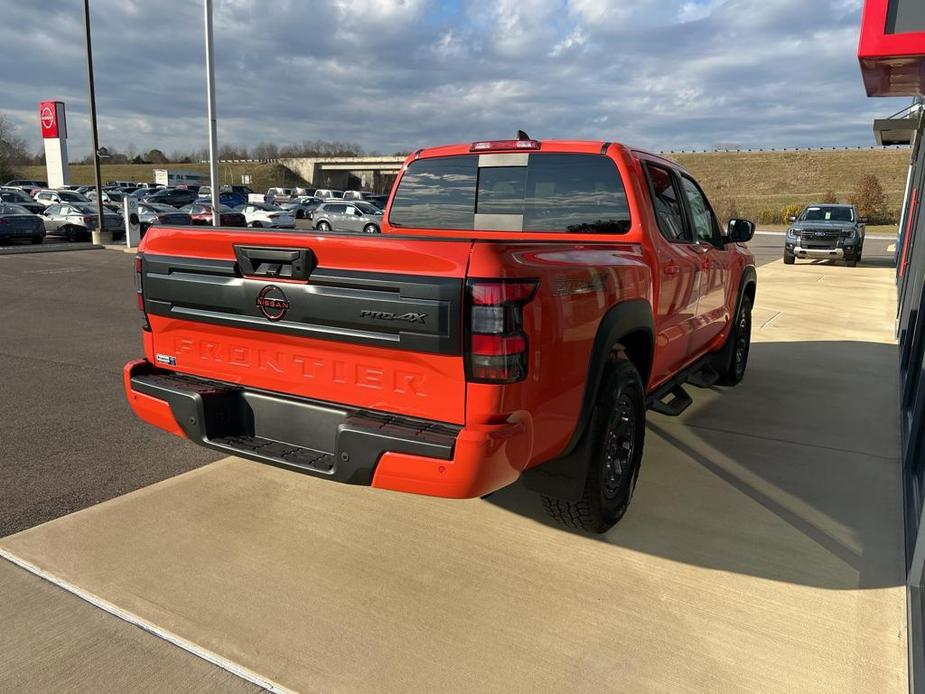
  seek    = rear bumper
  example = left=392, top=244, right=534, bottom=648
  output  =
left=124, top=360, right=528, bottom=498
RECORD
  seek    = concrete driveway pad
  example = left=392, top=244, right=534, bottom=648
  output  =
left=0, top=259, right=906, bottom=693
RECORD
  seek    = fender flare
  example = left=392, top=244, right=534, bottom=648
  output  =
left=521, top=298, right=654, bottom=502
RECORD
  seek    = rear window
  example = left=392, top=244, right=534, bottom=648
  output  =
left=389, top=153, right=631, bottom=233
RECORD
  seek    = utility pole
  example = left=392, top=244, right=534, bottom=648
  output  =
left=82, top=0, right=111, bottom=245
left=204, top=0, right=220, bottom=227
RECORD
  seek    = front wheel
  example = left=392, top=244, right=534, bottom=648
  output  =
left=317, top=221, right=331, bottom=232
left=31, top=236, right=43, bottom=245
left=716, top=295, right=752, bottom=386
left=363, top=223, right=379, bottom=234
left=251, top=221, right=263, bottom=228
left=542, top=357, right=645, bottom=534
left=783, top=250, right=795, bottom=265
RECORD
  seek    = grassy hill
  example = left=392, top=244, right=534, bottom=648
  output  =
left=16, top=148, right=911, bottom=225
left=670, top=148, right=910, bottom=224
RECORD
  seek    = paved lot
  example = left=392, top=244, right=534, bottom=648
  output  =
left=0, top=245, right=905, bottom=693
left=0, top=560, right=260, bottom=693
left=0, top=249, right=220, bottom=538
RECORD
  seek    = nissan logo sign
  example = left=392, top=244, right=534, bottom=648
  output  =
left=256, top=285, right=290, bottom=321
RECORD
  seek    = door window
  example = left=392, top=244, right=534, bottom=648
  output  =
left=680, top=176, right=719, bottom=245
left=644, top=163, right=688, bottom=242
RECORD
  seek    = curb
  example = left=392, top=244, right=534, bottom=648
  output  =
left=102, top=244, right=139, bottom=254
left=0, top=243, right=103, bottom=256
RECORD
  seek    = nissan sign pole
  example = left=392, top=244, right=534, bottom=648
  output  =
left=38, top=101, right=69, bottom=188
left=204, top=0, right=220, bottom=227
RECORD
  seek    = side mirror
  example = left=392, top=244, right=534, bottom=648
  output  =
left=726, top=218, right=755, bottom=243
left=788, top=215, right=797, bottom=223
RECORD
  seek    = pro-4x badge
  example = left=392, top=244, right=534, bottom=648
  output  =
left=360, top=310, right=427, bottom=324
left=256, top=285, right=290, bottom=321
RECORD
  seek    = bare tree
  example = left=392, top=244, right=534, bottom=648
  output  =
left=0, top=114, right=29, bottom=181
left=252, top=141, right=279, bottom=160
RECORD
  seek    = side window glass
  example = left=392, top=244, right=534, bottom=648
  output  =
left=680, top=176, right=718, bottom=245
left=645, top=164, right=688, bottom=242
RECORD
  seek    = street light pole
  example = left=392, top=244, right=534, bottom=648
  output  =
left=82, top=0, right=111, bottom=245
left=204, top=0, right=220, bottom=227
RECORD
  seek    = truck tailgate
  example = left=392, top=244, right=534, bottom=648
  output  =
left=139, top=228, right=472, bottom=425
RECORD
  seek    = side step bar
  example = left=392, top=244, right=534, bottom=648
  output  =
left=650, top=385, right=693, bottom=416
left=647, top=356, right=720, bottom=417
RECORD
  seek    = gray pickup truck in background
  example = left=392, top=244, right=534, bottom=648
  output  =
left=784, top=204, right=866, bottom=267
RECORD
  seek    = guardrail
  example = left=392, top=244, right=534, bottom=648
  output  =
left=661, top=145, right=911, bottom=154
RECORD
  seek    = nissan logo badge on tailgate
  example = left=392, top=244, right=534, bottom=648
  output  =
left=256, top=285, right=290, bottom=321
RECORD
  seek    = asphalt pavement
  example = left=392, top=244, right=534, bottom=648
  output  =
left=0, top=249, right=221, bottom=538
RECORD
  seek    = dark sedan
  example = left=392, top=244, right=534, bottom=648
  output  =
left=0, top=203, right=45, bottom=244
left=138, top=203, right=193, bottom=235
left=180, top=203, right=246, bottom=227
left=279, top=196, right=323, bottom=219
left=0, top=189, right=45, bottom=215
left=145, top=188, right=199, bottom=208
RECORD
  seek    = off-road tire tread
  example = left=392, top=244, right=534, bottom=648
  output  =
left=541, top=358, right=644, bottom=534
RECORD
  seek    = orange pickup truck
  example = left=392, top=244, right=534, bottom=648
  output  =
left=125, top=137, right=756, bottom=533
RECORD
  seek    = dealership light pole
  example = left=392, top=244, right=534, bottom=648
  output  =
left=204, top=0, right=220, bottom=227
left=82, top=0, right=111, bottom=245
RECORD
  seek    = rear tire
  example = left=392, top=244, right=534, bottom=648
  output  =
left=251, top=221, right=263, bottom=228
left=716, top=295, right=752, bottom=386
left=542, top=357, right=645, bottom=534
left=783, top=251, right=795, bottom=264
left=31, top=236, right=43, bottom=245
left=846, top=258, right=858, bottom=267
left=65, top=225, right=80, bottom=242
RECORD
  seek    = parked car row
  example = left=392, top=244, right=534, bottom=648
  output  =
left=0, top=179, right=391, bottom=241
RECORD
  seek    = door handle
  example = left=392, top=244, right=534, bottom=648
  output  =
left=234, top=246, right=316, bottom=281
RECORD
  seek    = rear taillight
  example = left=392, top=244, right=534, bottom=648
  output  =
left=134, top=254, right=145, bottom=313
left=83, top=216, right=94, bottom=224
left=466, top=278, right=537, bottom=383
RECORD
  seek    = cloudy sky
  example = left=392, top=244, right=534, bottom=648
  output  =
left=1, top=0, right=908, bottom=158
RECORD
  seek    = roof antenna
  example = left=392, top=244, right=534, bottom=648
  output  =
left=517, top=130, right=530, bottom=141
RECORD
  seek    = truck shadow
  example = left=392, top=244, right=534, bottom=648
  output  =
left=485, top=340, right=904, bottom=589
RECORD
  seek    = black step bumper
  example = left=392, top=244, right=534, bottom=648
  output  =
left=127, top=362, right=460, bottom=485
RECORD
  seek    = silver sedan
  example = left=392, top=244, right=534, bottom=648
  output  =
left=43, top=203, right=123, bottom=241
left=313, top=201, right=383, bottom=233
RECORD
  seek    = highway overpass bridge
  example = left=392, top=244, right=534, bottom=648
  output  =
left=278, top=155, right=405, bottom=192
